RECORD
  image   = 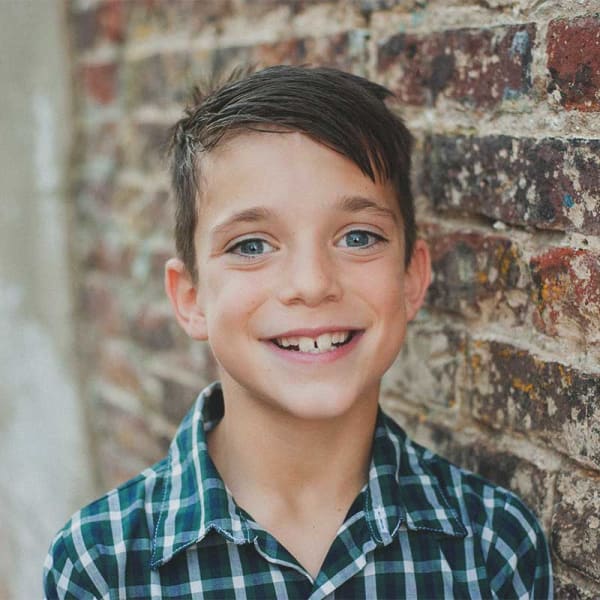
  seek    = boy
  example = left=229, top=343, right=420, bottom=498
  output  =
left=44, top=65, right=553, bottom=599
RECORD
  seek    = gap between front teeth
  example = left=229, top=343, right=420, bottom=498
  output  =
left=277, top=331, right=351, bottom=353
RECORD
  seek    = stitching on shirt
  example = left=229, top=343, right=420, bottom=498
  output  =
left=150, top=447, right=173, bottom=568
left=364, top=487, right=383, bottom=543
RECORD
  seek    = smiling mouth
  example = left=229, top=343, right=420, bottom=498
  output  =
left=271, top=330, right=357, bottom=354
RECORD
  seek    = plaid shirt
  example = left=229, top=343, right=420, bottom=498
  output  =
left=44, top=382, right=552, bottom=599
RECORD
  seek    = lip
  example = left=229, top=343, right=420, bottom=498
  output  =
left=264, top=330, right=364, bottom=364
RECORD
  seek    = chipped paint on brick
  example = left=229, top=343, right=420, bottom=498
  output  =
left=547, top=16, right=600, bottom=111
left=470, top=342, right=600, bottom=470
left=425, top=229, right=529, bottom=322
left=424, top=135, right=600, bottom=236
left=530, top=248, right=600, bottom=346
left=553, top=472, right=600, bottom=581
left=377, top=24, right=535, bottom=107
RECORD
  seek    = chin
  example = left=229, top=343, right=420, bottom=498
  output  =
left=265, top=382, right=378, bottom=422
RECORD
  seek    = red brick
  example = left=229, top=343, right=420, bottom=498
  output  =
left=530, top=248, right=600, bottom=344
left=202, top=33, right=369, bottom=82
left=124, top=52, right=192, bottom=108
left=126, top=0, right=234, bottom=41
left=469, top=341, right=600, bottom=470
left=80, top=62, right=119, bottom=105
left=254, top=31, right=369, bottom=71
left=423, top=135, right=600, bottom=235
left=548, top=16, right=600, bottom=112
left=130, top=304, right=177, bottom=351
left=94, top=397, right=170, bottom=488
left=377, top=24, right=535, bottom=107
left=121, top=120, right=171, bottom=173
left=98, top=341, right=144, bottom=393
left=382, top=323, right=465, bottom=408
left=80, top=121, right=122, bottom=166
left=358, top=0, right=421, bottom=13
left=420, top=426, right=554, bottom=518
left=71, top=0, right=125, bottom=50
left=425, top=229, right=529, bottom=319
left=79, top=277, right=124, bottom=336
left=148, top=350, right=218, bottom=424
left=83, top=234, right=134, bottom=276
left=123, top=32, right=368, bottom=110
left=552, top=471, right=600, bottom=582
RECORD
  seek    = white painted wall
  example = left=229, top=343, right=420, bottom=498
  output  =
left=0, top=2, right=98, bottom=598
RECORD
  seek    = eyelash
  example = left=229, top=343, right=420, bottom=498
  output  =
left=337, top=230, right=386, bottom=249
left=225, top=229, right=387, bottom=259
left=226, top=238, right=276, bottom=259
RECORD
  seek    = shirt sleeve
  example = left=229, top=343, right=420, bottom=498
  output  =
left=43, top=529, right=100, bottom=600
left=485, top=494, right=553, bottom=600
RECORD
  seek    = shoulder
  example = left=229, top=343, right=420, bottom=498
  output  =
left=410, top=438, right=553, bottom=598
left=44, top=458, right=169, bottom=599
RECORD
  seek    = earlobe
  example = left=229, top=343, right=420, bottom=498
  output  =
left=164, top=258, right=208, bottom=341
left=404, top=239, right=432, bottom=321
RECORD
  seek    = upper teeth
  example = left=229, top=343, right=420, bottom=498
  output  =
left=277, top=331, right=351, bottom=353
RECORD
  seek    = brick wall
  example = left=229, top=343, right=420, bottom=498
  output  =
left=68, top=0, right=600, bottom=595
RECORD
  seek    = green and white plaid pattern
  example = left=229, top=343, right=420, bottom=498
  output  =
left=44, top=382, right=553, bottom=599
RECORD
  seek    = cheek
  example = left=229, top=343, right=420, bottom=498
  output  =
left=205, top=271, right=268, bottom=329
left=358, top=262, right=405, bottom=313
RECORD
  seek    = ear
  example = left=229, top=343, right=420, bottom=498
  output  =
left=403, top=239, right=432, bottom=322
left=164, top=258, right=208, bottom=341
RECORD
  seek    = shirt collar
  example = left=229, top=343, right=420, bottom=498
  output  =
left=151, top=383, right=466, bottom=569
left=364, top=410, right=467, bottom=544
left=151, top=382, right=254, bottom=569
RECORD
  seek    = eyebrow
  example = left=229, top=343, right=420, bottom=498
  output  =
left=209, top=194, right=398, bottom=238
left=336, top=195, right=398, bottom=223
left=210, top=206, right=276, bottom=238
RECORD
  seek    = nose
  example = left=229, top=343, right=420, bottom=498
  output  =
left=277, top=244, right=343, bottom=307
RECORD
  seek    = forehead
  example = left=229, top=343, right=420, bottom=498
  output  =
left=197, top=130, right=399, bottom=219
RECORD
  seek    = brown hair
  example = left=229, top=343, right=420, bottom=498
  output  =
left=169, top=65, right=415, bottom=281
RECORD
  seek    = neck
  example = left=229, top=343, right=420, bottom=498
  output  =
left=207, top=380, right=379, bottom=515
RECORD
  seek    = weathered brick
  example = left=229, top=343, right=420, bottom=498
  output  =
left=548, top=16, right=600, bottom=111
left=424, top=228, right=529, bottom=321
left=121, top=120, right=171, bottom=173
left=83, top=234, right=134, bottom=276
left=254, top=31, right=369, bottom=71
left=126, top=0, right=234, bottom=41
left=79, top=276, right=124, bottom=336
left=72, top=0, right=125, bottom=50
left=94, top=397, right=170, bottom=488
left=98, top=340, right=144, bottom=393
left=356, top=0, right=422, bottom=14
left=530, top=248, right=600, bottom=345
left=419, top=426, right=554, bottom=518
left=96, top=391, right=169, bottom=460
left=554, top=576, right=600, bottom=600
left=381, top=322, right=465, bottom=409
left=130, top=303, right=178, bottom=351
left=80, top=62, right=119, bottom=105
left=377, top=24, right=535, bottom=107
left=552, top=471, right=600, bottom=582
left=124, top=52, right=193, bottom=108
left=80, top=121, right=122, bottom=167
left=241, top=0, right=329, bottom=18
left=202, top=32, right=369, bottom=82
left=423, top=135, right=600, bottom=235
left=470, top=341, right=600, bottom=470
left=123, top=32, right=368, bottom=111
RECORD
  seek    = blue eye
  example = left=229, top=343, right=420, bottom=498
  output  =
left=228, top=238, right=275, bottom=257
left=339, top=230, right=384, bottom=248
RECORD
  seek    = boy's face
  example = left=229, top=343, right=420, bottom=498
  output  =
left=166, top=131, right=430, bottom=421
